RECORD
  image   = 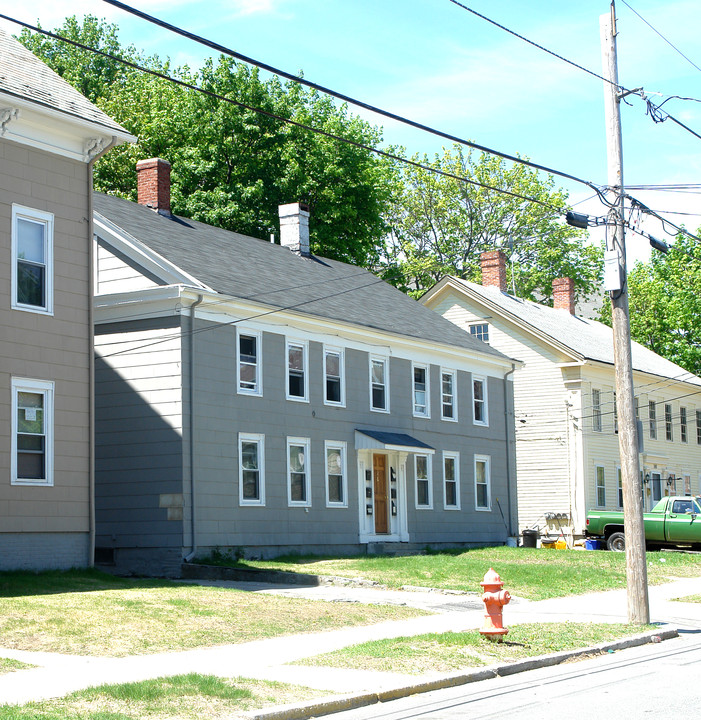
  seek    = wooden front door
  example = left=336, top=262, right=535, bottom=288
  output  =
left=373, top=454, right=389, bottom=534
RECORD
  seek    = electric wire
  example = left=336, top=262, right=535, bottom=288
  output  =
left=98, top=275, right=389, bottom=359
left=448, top=0, right=701, bottom=144
left=1, top=14, right=573, bottom=215
left=99, top=0, right=606, bottom=197
left=620, top=0, right=701, bottom=75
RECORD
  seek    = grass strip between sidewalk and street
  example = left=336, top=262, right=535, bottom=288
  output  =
left=0, top=569, right=426, bottom=657
left=0, top=658, right=33, bottom=675
left=293, top=622, right=655, bottom=675
left=0, top=673, right=328, bottom=719
left=230, top=546, right=701, bottom=600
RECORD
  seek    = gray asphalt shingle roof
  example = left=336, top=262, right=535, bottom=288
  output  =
left=94, top=192, right=509, bottom=360
left=0, top=27, right=130, bottom=135
left=450, top=277, right=701, bottom=385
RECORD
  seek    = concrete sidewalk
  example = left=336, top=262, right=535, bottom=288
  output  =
left=1, top=575, right=701, bottom=710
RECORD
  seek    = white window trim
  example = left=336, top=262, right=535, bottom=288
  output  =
left=287, top=436, right=311, bottom=507
left=472, top=375, right=489, bottom=427
left=474, top=454, right=491, bottom=511
left=11, top=377, right=54, bottom=486
left=469, top=323, right=489, bottom=343
left=236, top=329, right=262, bottom=397
left=286, top=339, right=309, bottom=403
left=323, top=346, right=346, bottom=408
left=616, top=466, right=623, bottom=509
left=595, top=464, right=606, bottom=508
left=412, top=362, right=430, bottom=419
left=325, top=440, right=348, bottom=508
left=238, top=433, right=265, bottom=506
left=440, top=368, right=458, bottom=422
left=369, top=355, right=390, bottom=413
left=443, top=451, right=461, bottom=510
left=414, top=453, right=433, bottom=509
left=592, top=389, right=602, bottom=432
left=11, top=205, right=54, bottom=315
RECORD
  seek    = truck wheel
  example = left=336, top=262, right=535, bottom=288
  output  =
left=607, top=532, right=626, bottom=552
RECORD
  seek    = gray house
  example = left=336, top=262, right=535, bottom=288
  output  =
left=0, top=28, right=133, bottom=569
left=93, top=158, right=518, bottom=575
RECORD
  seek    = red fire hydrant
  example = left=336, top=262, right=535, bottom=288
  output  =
left=479, top=568, right=510, bottom=642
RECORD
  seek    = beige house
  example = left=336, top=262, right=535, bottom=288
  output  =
left=0, top=28, right=133, bottom=569
left=421, top=250, right=701, bottom=542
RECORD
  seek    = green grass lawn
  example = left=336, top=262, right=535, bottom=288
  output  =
left=0, top=674, right=327, bottom=719
left=0, top=569, right=425, bottom=657
left=295, top=622, right=654, bottom=675
left=235, top=546, right=701, bottom=600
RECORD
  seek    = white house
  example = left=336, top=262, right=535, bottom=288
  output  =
left=421, top=250, right=701, bottom=542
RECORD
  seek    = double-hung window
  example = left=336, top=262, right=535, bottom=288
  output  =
left=238, top=433, right=265, bottom=505
left=474, top=455, right=491, bottom=510
left=412, top=363, right=429, bottom=418
left=325, top=441, right=347, bottom=507
left=324, top=347, right=345, bottom=406
left=473, top=376, right=488, bottom=426
left=665, top=403, right=673, bottom=441
left=697, top=410, right=701, bottom=445
left=443, top=451, right=460, bottom=509
left=613, top=392, right=618, bottom=434
left=596, top=465, right=606, bottom=507
left=649, top=401, right=657, bottom=439
left=415, top=454, right=432, bottom=508
left=287, top=340, right=308, bottom=401
left=287, top=437, right=311, bottom=506
left=11, top=378, right=54, bottom=486
left=617, top=467, right=623, bottom=508
left=237, top=331, right=261, bottom=395
left=12, top=205, right=54, bottom=314
left=592, top=389, right=602, bottom=432
left=441, top=369, right=457, bottom=421
left=681, top=407, right=688, bottom=443
left=370, top=356, right=389, bottom=412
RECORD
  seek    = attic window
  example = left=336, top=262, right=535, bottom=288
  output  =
left=469, top=323, right=489, bottom=344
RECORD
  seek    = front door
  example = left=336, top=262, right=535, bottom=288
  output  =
left=373, top=454, right=389, bottom=534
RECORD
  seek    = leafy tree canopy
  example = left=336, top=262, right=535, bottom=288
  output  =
left=383, top=145, right=602, bottom=300
left=18, top=16, right=391, bottom=267
left=599, top=232, right=701, bottom=376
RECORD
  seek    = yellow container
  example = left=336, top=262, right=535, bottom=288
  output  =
left=541, top=541, right=557, bottom=549
left=555, top=538, right=567, bottom=549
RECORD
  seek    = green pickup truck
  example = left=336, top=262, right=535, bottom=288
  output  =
left=585, top=496, right=701, bottom=551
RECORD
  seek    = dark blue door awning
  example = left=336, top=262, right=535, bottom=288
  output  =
left=355, top=429, right=435, bottom=454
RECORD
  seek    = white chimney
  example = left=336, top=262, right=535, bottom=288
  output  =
left=278, top=202, right=310, bottom=257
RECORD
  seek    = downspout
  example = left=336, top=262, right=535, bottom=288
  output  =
left=185, top=293, right=204, bottom=562
left=87, top=136, right=119, bottom=567
left=503, top=363, right=516, bottom=537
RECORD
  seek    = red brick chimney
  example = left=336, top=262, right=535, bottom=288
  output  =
left=480, top=250, right=507, bottom=292
left=136, top=158, right=171, bottom=215
left=553, top=277, right=575, bottom=315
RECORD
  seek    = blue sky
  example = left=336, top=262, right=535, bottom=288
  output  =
left=4, top=0, right=701, bottom=263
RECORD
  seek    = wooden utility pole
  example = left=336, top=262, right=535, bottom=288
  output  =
left=600, top=2, right=650, bottom=624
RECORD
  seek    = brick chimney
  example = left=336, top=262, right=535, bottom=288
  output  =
left=136, top=158, right=171, bottom=215
left=553, top=277, right=575, bottom=315
left=278, top=202, right=310, bottom=257
left=480, top=250, right=507, bottom=292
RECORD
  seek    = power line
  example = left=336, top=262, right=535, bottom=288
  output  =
left=447, top=0, right=613, bottom=87
left=449, top=0, right=701, bottom=145
left=3, top=14, right=574, bottom=215
left=620, top=0, right=701, bottom=75
left=99, top=0, right=605, bottom=197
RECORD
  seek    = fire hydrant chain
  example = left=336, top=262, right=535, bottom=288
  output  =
left=479, top=567, right=510, bottom=642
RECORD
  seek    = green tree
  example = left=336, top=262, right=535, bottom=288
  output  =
left=19, top=16, right=391, bottom=267
left=599, top=233, right=701, bottom=375
left=383, top=145, right=602, bottom=299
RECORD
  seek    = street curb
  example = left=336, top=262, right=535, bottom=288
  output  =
left=245, top=629, right=678, bottom=720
